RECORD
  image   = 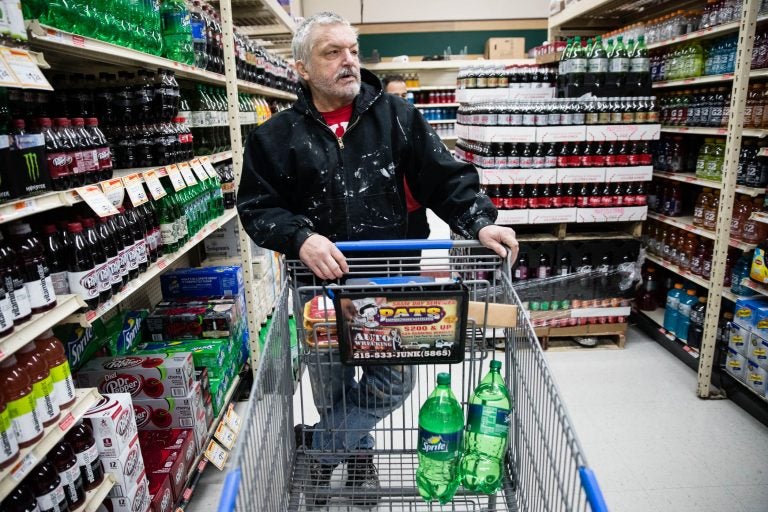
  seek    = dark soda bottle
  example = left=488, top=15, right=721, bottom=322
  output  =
left=94, top=217, right=122, bottom=296
left=576, top=183, right=590, bottom=207
left=42, top=225, right=69, bottom=299
left=544, top=143, right=557, bottom=168
left=552, top=183, right=564, bottom=208
left=557, top=143, right=570, bottom=168
left=107, top=214, right=130, bottom=288
left=115, top=208, right=139, bottom=280
left=39, top=117, right=72, bottom=191
left=81, top=218, right=111, bottom=305
left=54, top=119, right=83, bottom=187
left=506, top=143, right=520, bottom=168
left=84, top=118, right=112, bottom=182
left=65, top=223, right=99, bottom=310
left=8, top=222, right=56, bottom=314
left=140, top=202, right=160, bottom=263
left=65, top=421, right=103, bottom=491
left=540, top=184, right=553, bottom=208
left=512, top=184, right=527, bottom=209
left=601, top=182, right=615, bottom=207
left=70, top=118, right=99, bottom=185
left=589, top=182, right=602, bottom=207
left=50, top=441, right=85, bottom=511
left=563, top=182, right=577, bottom=207
left=0, top=232, right=33, bottom=325
left=26, top=460, right=69, bottom=512
left=513, top=253, right=529, bottom=281
left=127, top=207, right=150, bottom=274
left=220, top=164, right=236, bottom=209
left=2, top=485, right=39, bottom=512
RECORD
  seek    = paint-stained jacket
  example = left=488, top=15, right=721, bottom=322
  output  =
left=237, top=69, right=497, bottom=258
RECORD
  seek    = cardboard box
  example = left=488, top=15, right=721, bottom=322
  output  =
left=133, top=381, right=204, bottom=430
left=102, top=472, right=150, bottom=512
left=748, top=331, right=768, bottom=370
left=148, top=473, right=174, bottom=512
left=146, top=452, right=187, bottom=502
left=85, top=393, right=138, bottom=459
left=134, top=338, right=230, bottom=369
left=160, top=266, right=244, bottom=299
left=729, top=323, right=750, bottom=356
left=146, top=301, right=240, bottom=342
left=138, top=428, right=197, bottom=477
left=77, top=353, right=195, bottom=400
left=103, top=434, right=146, bottom=498
left=726, top=347, right=747, bottom=381
left=484, top=37, right=526, bottom=59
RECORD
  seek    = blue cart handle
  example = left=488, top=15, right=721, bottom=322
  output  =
left=217, top=470, right=242, bottom=512
left=335, top=239, right=482, bottom=252
left=579, top=467, right=609, bottom=512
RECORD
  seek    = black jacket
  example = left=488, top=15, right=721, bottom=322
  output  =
left=237, top=69, right=497, bottom=258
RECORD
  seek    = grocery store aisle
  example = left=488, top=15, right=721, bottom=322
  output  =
left=545, top=325, right=768, bottom=512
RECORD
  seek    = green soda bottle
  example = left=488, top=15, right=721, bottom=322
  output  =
left=41, top=0, right=74, bottom=31
left=160, top=0, right=193, bottom=64
left=159, top=192, right=178, bottom=253
left=459, top=360, right=512, bottom=494
left=416, top=373, right=464, bottom=505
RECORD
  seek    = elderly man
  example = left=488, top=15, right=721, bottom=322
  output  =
left=237, top=11, right=518, bottom=508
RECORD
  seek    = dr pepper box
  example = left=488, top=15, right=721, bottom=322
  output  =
left=144, top=450, right=187, bottom=502
left=77, top=353, right=195, bottom=400
left=148, top=473, right=174, bottom=512
left=145, top=300, right=240, bottom=341
left=160, top=266, right=244, bottom=298
left=138, top=428, right=197, bottom=480
left=84, top=393, right=138, bottom=459
left=101, top=471, right=150, bottom=512
left=132, top=381, right=205, bottom=430
left=103, top=434, right=146, bottom=499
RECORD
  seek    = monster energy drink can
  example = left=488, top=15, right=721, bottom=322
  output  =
left=9, top=132, right=50, bottom=197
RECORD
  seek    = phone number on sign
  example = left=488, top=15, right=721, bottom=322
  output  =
left=352, top=349, right=451, bottom=360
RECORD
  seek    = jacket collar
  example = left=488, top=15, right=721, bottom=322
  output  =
left=294, top=68, right=382, bottom=123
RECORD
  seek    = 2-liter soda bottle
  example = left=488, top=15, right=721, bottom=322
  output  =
left=460, top=360, right=512, bottom=494
left=416, top=373, right=464, bottom=505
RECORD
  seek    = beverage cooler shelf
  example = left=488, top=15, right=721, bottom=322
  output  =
left=635, top=307, right=703, bottom=358
left=647, top=211, right=757, bottom=251
left=652, top=67, right=768, bottom=89
left=112, top=151, right=233, bottom=179
left=83, top=474, right=116, bottom=512
left=26, top=21, right=297, bottom=101
left=652, top=170, right=767, bottom=197
left=0, top=388, right=102, bottom=502
left=740, top=277, right=768, bottom=297
left=0, top=295, right=87, bottom=364
left=646, top=252, right=711, bottom=290
left=660, top=125, right=768, bottom=137
left=62, top=209, right=238, bottom=326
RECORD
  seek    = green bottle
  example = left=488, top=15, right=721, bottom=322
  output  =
left=559, top=38, right=572, bottom=77
left=609, top=36, right=629, bottom=74
left=630, top=35, right=649, bottom=73
left=42, top=0, right=74, bottom=31
left=159, top=193, right=178, bottom=253
left=571, top=36, right=587, bottom=74
left=160, top=0, right=194, bottom=64
left=588, top=35, right=609, bottom=74
left=459, top=360, right=512, bottom=494
left=416, top=373, right=464, bottom=505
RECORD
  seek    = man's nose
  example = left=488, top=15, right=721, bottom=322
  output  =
left=341, top=48, right=358, bottom=65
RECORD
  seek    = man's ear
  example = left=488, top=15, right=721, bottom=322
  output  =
left=296, top=60, right=311, bottom=82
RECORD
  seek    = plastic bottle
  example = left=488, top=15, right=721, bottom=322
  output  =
left=9, top=222, right=57, bottom=315
left=65, top=421, right=103, bottom=491
left=189, top=0, right=208, bottom=70
left=160, top=0, right=194, bottom=65
left=84, top=118, right=112, bottom=182
left=38, top=117, right=72, bottom=192
left=95, top=217, right=122, bottom=295
left=70, top=118, right=99, bottom=185
left=460, top=360, right=511, bottom=494
left=637, top=266, right=659, bottom=311
left=663, top=283, right=685, bottom=333
left=0, top=232, right=32, bottom=325
left=16, top=341, right=59, bottom=428
left=0, top=388, right=19, bottom=470
left=34, top=330, right=75, bottom=410
left=26, top=459, right=68, bottom=512
left=0, top=355, right=43, bottom=448
left=114, top=209, right=139, bottom=281
left=676, top=289, right=698, bottom=342
left=81, top=218, right=111, bottom=306
left=703, top=191, right=720, bottom=230
left=687, top=297, right=707, bottom=349
left=693, top=188, right=714, bottom=227
left=65, top=222, right=99, bottom=310
left=50, top=441, right=85, bottom=511
left=416, top=373, right=464, bottom=505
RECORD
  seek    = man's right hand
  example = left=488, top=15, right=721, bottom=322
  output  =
left=299, top=233, right=349, bottom=280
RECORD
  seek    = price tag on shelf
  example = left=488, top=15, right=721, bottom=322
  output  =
left=0, top=47, right=53, bottom=90
left=0, top=53, right=18, bottom=87
left=214, top=422, right=238, bottom=450
left=166, top=164, right=187, bottom=192
left=11, top=453, right=38, bottom=481
left=203, top=440, right=229, bottom=471
left=58, top=412, right=75, bottom=431
left=76, top=185, right=120, bottom=217
left=101, top=178, right=125, bottom=208
left=122, top=174, right=149, bottom=206
left=178, top=162, right=198, bottom=187
left=143, top=170, right=167, bottom=201
left=224, top=403, right=242, bottom=434
left=190, top=159, right=209, bottom=182
left=200, top=156, right=218, bottom=179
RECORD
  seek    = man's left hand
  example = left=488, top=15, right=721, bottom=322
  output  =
left=478, top=225, right=519, bottom=262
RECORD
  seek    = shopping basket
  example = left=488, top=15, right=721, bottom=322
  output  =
left=217, top=240, right=608, bottom=512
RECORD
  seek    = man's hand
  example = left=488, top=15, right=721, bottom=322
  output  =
left=478, top=225, right=519, bottom=263
left=299, top=234, right=349, bottom=280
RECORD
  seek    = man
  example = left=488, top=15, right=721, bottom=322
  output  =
left=382, top=74, right=431, bottom=242
left=237, top=11, right=518, bottom=508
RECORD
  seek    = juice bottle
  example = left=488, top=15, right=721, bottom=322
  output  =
left=50, top=441, right=85, bottom=510
left=730, top=195, right=753, bottom=239
left=703, top=191, right=720, bottom=230
left=26, top=459, right=68, bottom=512
left=663, top=283, right=685, bottom=333
left=8, top=222, right=57, bottom=315
left=680, top=233, right=698, bottom=271
left=693, top=188, right=713, bottom=226
left=695, top=138, right=713, bottom=179
left=65, top=421, right=103, bottom=491
left=15, top=341, right=59, bottom=428
left=741, top=197, right=768, bottom=243
left=676, top=289, right=698, bottom=342
left=0, top=355, right=43, bottom=448
left=0, top=387, right=19, bottom=470
left=2, top=485, right=38, bottom=512
left=34, top=330, right=76, bottom=410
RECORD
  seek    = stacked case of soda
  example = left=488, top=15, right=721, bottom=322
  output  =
left=726, top=298, right=768, bottom=396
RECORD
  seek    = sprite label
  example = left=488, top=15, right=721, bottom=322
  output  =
left=418, top=428, right=462, bottom=461
left=466, top=404, right=511, bottom=438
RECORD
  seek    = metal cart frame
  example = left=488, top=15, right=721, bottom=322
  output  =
left=218, top=240, right=608, bottom=511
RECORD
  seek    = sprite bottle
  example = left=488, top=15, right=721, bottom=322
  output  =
left=416, top=373, right=464, bottom=505
left=460, top=360, right=512, bottom=494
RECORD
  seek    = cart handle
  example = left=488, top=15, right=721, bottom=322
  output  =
left=335, top=239, right=482, bottom=252
left=217, top=469, right=241, bottom=512
left=579, top=466, right=609, bottom=512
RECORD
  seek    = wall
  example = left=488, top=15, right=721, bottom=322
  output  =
left=358, top=30, right=547, bottom=58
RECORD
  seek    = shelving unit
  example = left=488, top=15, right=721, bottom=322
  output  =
left=652, top=170, right=767, bottom=197
left=427, top=119, right=457, bottom=124
left=660, top=126, right=768, bottom=138
left=646, top=252, right=713, bottom=290
left=414, top=103, right=460, bottom=108
left=652, top=68, right=768, bottom=89
left=647, top=211, right=757, bottom=251
left=84, top=475, right=117, bottom=512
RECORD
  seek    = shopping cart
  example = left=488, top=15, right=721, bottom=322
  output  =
left=217, top=240, right=608, bottom=512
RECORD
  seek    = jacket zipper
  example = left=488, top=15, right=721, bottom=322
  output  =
left=337, top=117, right=361, bottom=150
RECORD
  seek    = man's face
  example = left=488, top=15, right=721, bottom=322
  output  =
left=385, top=80, right=407, bottom=99
left=299, top=24, right=361, bottom=104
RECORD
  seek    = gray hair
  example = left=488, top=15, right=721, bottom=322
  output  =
left=292, top=11, right=358, bottom=66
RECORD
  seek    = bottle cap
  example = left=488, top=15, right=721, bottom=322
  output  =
left=35, top=329, right=55, bottom=340
left=687, top=289, right=697, bottom=295
left=436, top=373, right=451, bottom=386
left=674, top=283, right=684, bottom=289
left=490, top=360, right=502, bottom=370
left=72, top=118, right=85, bottom=126
left=43, top=224, right=57, bottom=235
left=67, top=222, right=83, bottom=233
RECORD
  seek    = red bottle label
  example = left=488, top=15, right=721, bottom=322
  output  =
left=589, top=196, right=603, bottom=207
left=576, top=196, right=590, bottom=207
left=556, top=156, right=570, bottom=167
left=562, top=196, right=576, bottom=207
left=628, top=155, right=642, bottom=166
left=601, top=195, right=615, bottom=207
left=592, top=155, right=606, bottom=167
left=615, top=155, right=629, bottom=167
left=624, top=194, right=636, bottom=206
left=46, top=151, right=73, bottom=179
left=635, top=194, right=647, bottom=205
left=605, top=155, right=617, bottom=167
left=552, top=196, right=564, bottom=208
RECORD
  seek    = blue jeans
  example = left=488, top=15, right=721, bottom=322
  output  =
left=306, top=347, right=415, bottom=465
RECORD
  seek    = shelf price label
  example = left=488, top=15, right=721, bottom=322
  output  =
left=100, top=178, right=125, bottom=208
left=190, top=159, right=210, bottom=182
left=0, top=47, right=53, bottom=90
left=76, top=185, right=120, bottom=217
left=224, top=404, right=242, bottom=434
left=178, top=162, right=198, bottom=187
left=0, top=53, right=18, bottom=87
left=200, top=156, right=219, bottom=179
left=203, top=439, right=229, bottom=471
left=122, top=174, right=149, bottom=206
left=166, top=164, right=187, bottom=192
left=214, top=422, right=238, bottom=450
left=143, top=170, right=167, bottom=201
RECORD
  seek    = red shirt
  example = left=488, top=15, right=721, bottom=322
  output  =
left=321, top=103, right=422, bottom=213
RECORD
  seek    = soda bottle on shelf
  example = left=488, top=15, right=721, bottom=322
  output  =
left=25, top=459, right=68, bottom=512
left=38, top=117, right=73, bottom=192
left=66, top=420, right=103, bottom=491
left=85, top=118, right=113, bottom=182
left=65, top=222, right=99, bottom=310
left=103, top=215, right=130, bottom=289
left=416, top=373, right=464, bottom=504
left=636, top=265, right=658, bottom=311
left=460, top=360, right=512, bottom=494
left=160, top=0, right=194, bottom=65
left=8, top=222, right=56, bottom=315
left=81, top=218, right=111, bottom=305
left=50, top=441, right=85, bottom=511
left=0, top=232, right=33, bottom=325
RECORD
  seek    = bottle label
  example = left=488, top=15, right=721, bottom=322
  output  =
left=520, top=156, right=533, bottom=168
left=610, top=112, right=623, bottom=124
left=76, top=442, right=101, bottom=485
left=50, top=271, right=70, bottom=296
left=32, top=374, right=58, bottom=424
left=96, top=147, right=112, bottom=170
left=96, top=262, right=111, bottom=294
left=126, top=242, right=139, bottom=271
left=417, top=427, right=462, bottom=460
left=466, top=403, right=510, bottom=437
left=68, top=268, right=99, bottom=300
left=630, top=57, right=649, bottom=72
left=522, top=113, right=536, bottom=126
left=107, top=256, right=121, bottom=286
left=59, top=463, right=83, bottom=506
left=585, top=112, right=599, bottom=124
left=135, top=239, right=148, bottom=265
left=7, top=393, right=42, bottom=443
left=161, top=223, right=176, bottom=245
left=609, top=57, right=629, bottom=73
left=46, top=151, right=72, bottom=180
left=0, top=408, right=18, bottom=463
left=572, top=112, right=585, bottom=125
left=571, top=58, right=587, bottom=73
left=74, top=149, right=99, bottom=173
left=25, top=263, right=56, bottom=310
left=36, top=485, right=67, bottom=512
left=588, top=58, right=608, bottom=73
left=148, top=229, right=159, bottom=252
left=50, top=360, right=76, bottom=407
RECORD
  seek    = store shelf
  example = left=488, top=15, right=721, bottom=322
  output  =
left=0, top=388, right=102, bottom=501
left=441, top=135, right=458, bottom=141
left=739, top=277, right=768, bottom=297
left=660, top=125, right=768, bottom=138
left=653, top=68, right=768, bottom=89
left=0, top=295, right=87, bottom=363
left=722, top=370, right=768, bottom=404
left=636, top=307, right=702, bottom=358
left=112, top=151, right=233, bottom=179
left=63, top=209, right=238, bottom=325
left=427, top=119, right=457, bottom=124
left=26, top=21, right=296, bottom=101
left=366, top=59, right=533, bottom=71
left=646, top=252, right=711, bottom=289
left=0, top=189, right=81, bottom=225
left=535, top=52, right=563, bottom=65
left=407, top=85, right=457, bottom=91
left=84, top=474, right=116, bottom=512
left=652, top=170, right=767, bottom=197
left=415, top=103, right=460, bottom=108
left=749, top=211, right=768, bottom=223
left=647, top=211, right=756, bottom=251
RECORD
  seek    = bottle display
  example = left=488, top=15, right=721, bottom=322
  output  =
left=65, top=420, right=103, bottom=492
left=0, top=355, right=43, bottom=448
left=16, top=341, right=60, bottom=428
left=50, top=441, right=85, bottom=511
left=0, top=387, right=20, bottom=470
left=26, top=459, right=69, bottom=512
